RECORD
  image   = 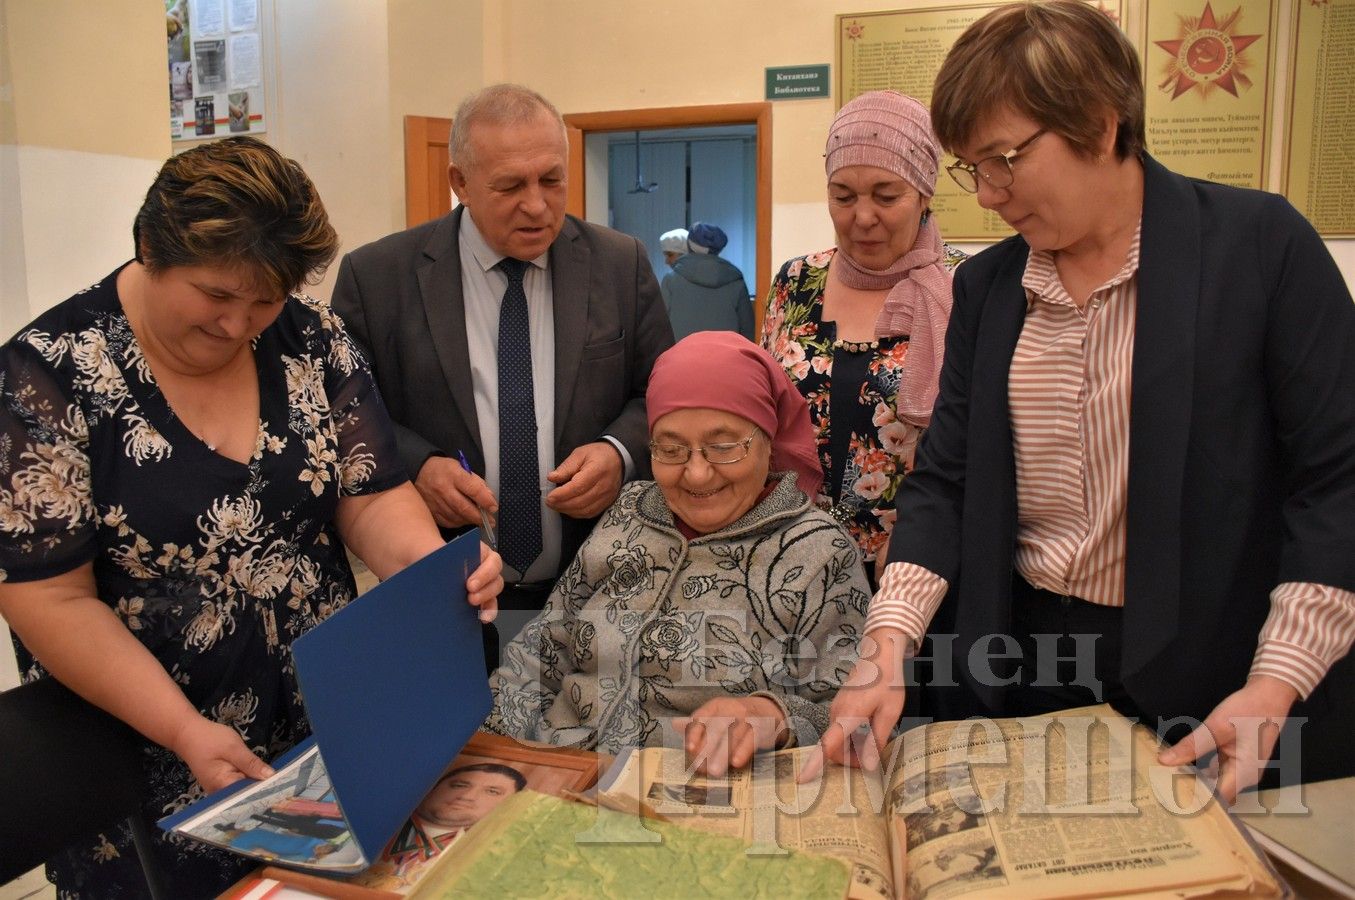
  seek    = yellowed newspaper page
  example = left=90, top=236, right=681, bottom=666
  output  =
left=606, top=746, right=896, bottom=900
left=884, top=705, right=1283, bottom=900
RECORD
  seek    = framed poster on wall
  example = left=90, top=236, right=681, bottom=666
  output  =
left=1142, top=0, right=1280, bottom=191
left=167, top=0, right=267, bottom=140
left=835, top=1, right=1128, bottom=241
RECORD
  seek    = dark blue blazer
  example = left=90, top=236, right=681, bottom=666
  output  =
left=890, top=155, right=1355, bottom=738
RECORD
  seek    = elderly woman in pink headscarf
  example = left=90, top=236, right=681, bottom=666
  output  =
left=762, top=91, right=963, bottom=584
left=485, top=332, right=869, bottom=774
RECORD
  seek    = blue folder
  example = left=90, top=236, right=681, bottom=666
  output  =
left=160, top=530, right=490, bottom=868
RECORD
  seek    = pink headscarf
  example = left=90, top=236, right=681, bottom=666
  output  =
left=826, top=91, right=954, bottom=427
left=646, top=332, right=823, bottom=499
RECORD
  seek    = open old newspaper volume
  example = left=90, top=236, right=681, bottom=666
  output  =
left=598, top=704, right=1287, bottom=900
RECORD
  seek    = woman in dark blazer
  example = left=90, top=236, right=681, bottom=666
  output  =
left=818, top=0, right=1355, bottom=802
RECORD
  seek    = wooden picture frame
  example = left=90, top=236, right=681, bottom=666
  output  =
left=449, top=731, right=602, bottom=797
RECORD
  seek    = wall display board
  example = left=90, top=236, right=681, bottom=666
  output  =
left=835, top=2, right=1126, bottom=241
left=1283, top=0, right=1355, bottom=237
left=166, top=0, right=267, bottom=140
left=1143, top=1, right=1280, bottom=190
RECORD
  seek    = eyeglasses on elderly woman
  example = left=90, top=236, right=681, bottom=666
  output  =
left=649, top=432, right=759, bottom=466
left=946, top=128, right=1046, bottom=193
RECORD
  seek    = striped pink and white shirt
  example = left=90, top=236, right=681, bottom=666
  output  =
left=865, top=228, right=1355, bottom=698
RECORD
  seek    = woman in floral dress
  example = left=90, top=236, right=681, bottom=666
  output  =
left=762, top=92, right=963, bottom=583
left=0, top=138, right=502, bottom=898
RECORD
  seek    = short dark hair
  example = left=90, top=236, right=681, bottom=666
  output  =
left=931, top=1, right=1145, bottom=161
left=440, top=762, right=527, bottom=792
left=133, top=136, right=339, bottom=297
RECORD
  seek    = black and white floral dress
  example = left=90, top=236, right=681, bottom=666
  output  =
left=0, top=265, right=407, bottom=898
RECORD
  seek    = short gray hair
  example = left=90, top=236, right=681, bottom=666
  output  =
left=449, top=83, right=567, bottom=170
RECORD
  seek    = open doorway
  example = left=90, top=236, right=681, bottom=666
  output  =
left=564, top=103, right=772, bottom=332
left=587, top=125, right=756, bottom=297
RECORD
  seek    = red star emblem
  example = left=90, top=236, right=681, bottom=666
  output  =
left=1154, top=2, right=1263, bottom=99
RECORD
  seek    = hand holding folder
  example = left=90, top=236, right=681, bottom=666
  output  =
left=161, top=530, right=492, bottom=872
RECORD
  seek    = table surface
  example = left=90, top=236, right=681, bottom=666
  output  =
left=1233, top=775, right=1355, bottom=897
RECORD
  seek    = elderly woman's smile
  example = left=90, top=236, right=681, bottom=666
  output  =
left=651, top=407, right=772, bottom=535
left=486, top=331, right=865, bottom=769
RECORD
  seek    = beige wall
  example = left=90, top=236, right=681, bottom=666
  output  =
left=1, top=0, right=166, bottom=339
left=492, top=0, right=895, bottom=204
left=4, top=0, right=165, bottom=158
left=269, top=1, right=397, bottom=299
left=0, top=2, right=15, bottom=149
left=0, top=0, right=168, bottom=691
left=1, top=1, right=23, bottom=352
left=389, top=0, right=1352, bottom=285
left=386, top=0, right=487, bottom=228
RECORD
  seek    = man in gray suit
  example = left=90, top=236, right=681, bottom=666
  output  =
left=332, top=84, right=673, bottom=667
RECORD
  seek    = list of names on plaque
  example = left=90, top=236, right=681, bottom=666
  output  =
left=1285, top=0, right=1355, bottom=236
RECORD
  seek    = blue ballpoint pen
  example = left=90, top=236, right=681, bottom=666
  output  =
left=456, top=450, right=498, bottom=549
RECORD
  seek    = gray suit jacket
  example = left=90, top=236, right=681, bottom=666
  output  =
left=331, top=207, right=674, bottom=567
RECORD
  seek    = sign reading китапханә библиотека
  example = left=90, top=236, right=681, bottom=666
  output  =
left=765, top=65, right=830, bottom=100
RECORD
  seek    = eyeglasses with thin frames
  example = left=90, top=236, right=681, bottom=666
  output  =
left=649, top=433, right=759, bottom=466
left=946, top=128, right=1047, bottom=194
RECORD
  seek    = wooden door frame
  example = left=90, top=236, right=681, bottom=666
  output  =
left=563, top=103, right=772, bottom=319
left=404, top=115, right=453, bottom=228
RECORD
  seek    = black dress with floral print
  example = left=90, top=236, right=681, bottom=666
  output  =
left=761, top=247, right=964, bottom=568
left=0, top=266, right=407, bottom=898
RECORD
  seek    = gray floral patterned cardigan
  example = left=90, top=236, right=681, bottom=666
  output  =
left=484, top=473, right=871, bottom=753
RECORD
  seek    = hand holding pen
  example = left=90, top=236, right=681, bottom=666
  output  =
left=457, top=451, right=498, bottom=549
left=410, top=451, right=498, bottom=530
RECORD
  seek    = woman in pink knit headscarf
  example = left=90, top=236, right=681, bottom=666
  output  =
left=760, top=91, right=963, bottom=585
left=486, top=332, right=870, bottom=775
left=645, top=330, right=824, bottom=531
